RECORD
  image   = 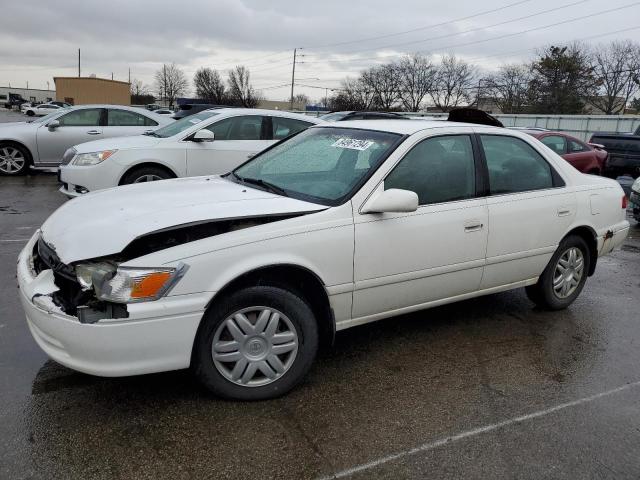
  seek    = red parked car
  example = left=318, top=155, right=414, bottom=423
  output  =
left=519, top=130, right=608, bottom=174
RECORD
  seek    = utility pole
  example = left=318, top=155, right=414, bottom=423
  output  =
left=78, top=48, right=81, bottom=77
left=289, top=48, right=297, bottom=110
left=128, top=68, right=131, bottom=84
left=111, top=72, right=114, bottom=80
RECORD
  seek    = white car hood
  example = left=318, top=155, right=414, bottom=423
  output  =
left=40, top=176, right=324, bottom=264
left=73, top=134, right=162, bottom=153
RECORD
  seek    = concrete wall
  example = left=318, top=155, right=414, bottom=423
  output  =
left=0, top=86, right=55, bottom=103
left=54, top=77, right=130, bottom=105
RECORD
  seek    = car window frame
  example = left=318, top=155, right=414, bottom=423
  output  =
left=539, top=134, right=567, bottom=155
left=55, top=107, right=106, bottom=127
left=267, top=115, right=315, bottom=141
left=476, top=133, right=566, bottom=197
left=106, top=108, right=159, bottom=127
left=184, top=114, right=268, bottom=142
left=382, top=133, right=485, bottom=207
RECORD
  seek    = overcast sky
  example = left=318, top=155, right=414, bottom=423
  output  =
left=1, top=0, right=639, bottom=102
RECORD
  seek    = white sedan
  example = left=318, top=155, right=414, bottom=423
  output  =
left=24, top=103, right=63, bottom=116
left=17, top=120, right=629, bottom=400
left=58, top=108, right=324, bottom=196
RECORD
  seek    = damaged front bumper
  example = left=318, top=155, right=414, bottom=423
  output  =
left=17, top=232, right=210, bottom=377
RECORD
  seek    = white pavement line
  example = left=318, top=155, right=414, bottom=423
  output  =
left=0, top=239, right=29, bottom=243
left=317, top=381, right=640, bottom=480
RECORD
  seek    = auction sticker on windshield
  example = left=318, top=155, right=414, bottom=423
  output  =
left=331, top=138, right=374, bottom=151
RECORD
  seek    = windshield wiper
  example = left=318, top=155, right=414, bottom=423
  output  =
left=235, top=174, right=289, bottom=197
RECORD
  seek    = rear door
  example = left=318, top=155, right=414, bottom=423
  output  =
left=478, top=132, right=576, bottom=289
left=35, top=108, right=104, bottom=165
left=185, top=115, right=271, bottom=176
left=105, top=108, right=159, bottom=139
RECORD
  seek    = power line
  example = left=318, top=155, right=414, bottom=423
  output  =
left=301, top=0, right=534, bottom=50
left=300, top=1, right=640, bottom=65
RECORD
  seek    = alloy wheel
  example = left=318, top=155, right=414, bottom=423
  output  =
left=552, top=247, right=584, bottom=299
left=133, top=174, right=163, bottom=182
left=0, top=147, right=26, bottom=174
left=212, top=306, right=298, bottom=387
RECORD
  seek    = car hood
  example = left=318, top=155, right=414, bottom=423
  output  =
left=73, top=134, right=162, bottom=153
left=40, top=176, right=324, bottom=264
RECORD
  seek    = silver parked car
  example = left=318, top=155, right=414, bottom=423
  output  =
left=0, top=105, right=174, bottom=175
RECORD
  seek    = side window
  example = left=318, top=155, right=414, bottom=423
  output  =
left=385, top=135, right=476, bottom=205
left=271, top=117, right=313, bottom=140
left=568, top=139, right=589, bottom=153
left=108, top=109, right=157, bottom=127
left=480, top=135, right=554, bottom=195
left=205, top=116, right=263, bottom=140
left=540, top=135, right=566, bottom=155
left=57, top=109, right=102, bottom=126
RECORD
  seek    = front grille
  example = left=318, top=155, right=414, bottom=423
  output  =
left=60, top=147, right=77, bottom=166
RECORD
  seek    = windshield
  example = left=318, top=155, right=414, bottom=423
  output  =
left=152, top=111, right=220, bottom=138
left=233, top=127, right=402, bottom=205
left=320, top=112, right=349, bottom=122
left=29, top=108, right=70, bottom=123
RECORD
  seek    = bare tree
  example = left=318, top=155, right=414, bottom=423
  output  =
left=483, top=64, right=532, bottom=113
left=330, top=77, right=376, bottom=110
left=430, top=55, right=476, bottom=111
left=362, top=64, right=401, bottom=110
left=130, top=78, right=149, bottom=96
left=227, top=65, right=261, bottom=108
left=587, top=41, right=640, bottom=114
left=293, top=93, right=310, bottom=107
left=193, top=67, right=226, bottom=104
left=155, top=63, right=188, bottom=107
left=395, top=54, right=436, bottom=112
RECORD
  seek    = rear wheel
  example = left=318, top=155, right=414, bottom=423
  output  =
left=192, top=286, right=318, bottom=400
left=120, top=165, right=173, bottom=185
left=0, top=143, right=29, bottom=175
left=525, top=235, right=590, bottom=310
left=26, top=110, right=34, bottom=116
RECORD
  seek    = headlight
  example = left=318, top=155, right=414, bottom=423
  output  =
left=632, top=176, right=640, bottom=193
left=75, top=262, right=117, bottom=290
left=71, top=150, right=117, bottom=166
left=92, top=264, right=188, bottom=303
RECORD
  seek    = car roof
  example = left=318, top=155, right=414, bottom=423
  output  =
left=309, top=119, right=496, bottom=135
left=202, top=108, right=325, bottom=123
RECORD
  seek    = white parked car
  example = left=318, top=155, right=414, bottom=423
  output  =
left=24, top=103, right=62, bottom=116
left=17, top=120, right=629, bottom=400
left=58, top=108, right=324, bottom=196
left=20, top=102, right=34, bottom=113
left=0, top=105, right=174, bottom=175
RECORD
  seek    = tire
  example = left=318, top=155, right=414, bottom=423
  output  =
left=26, top=110, right=34, bottom=116
left=192, top=286, right=319, bottom=400
left=120, top=165, right=173, bottom=185
left=525, top=234, right=590, bottom=310
left=0, top=143, right=30, bottom=176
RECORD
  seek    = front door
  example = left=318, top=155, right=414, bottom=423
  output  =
left=185, top=115, right=272, bottom=176
left=352, top=133, right=488, bottom=320
left=35, top=108, right=104, bottom=165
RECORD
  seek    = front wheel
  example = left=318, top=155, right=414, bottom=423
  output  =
left=192, top=286, right=318, bottom=400
left=26, top=110, right=34, bottom=116
left=120, top=165, right=173, bottom=185
left=525, top=235, right=590, bottom=310
left=0, top=143, right=29, bottom=175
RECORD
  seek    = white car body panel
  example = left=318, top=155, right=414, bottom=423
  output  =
left=58, top=108, right=324, bottom=196
left=17, top=120, right=630, bottom=377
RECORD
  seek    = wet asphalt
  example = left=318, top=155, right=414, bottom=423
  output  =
left=1, top=139, right=640, bottom=479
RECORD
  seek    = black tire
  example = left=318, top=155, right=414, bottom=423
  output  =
left=120, top=165, right=173, bottom=185
left=0, top=142, right=30, bottom=176
left=192, top=286, right=319, bottom=400
left=525, top=234, right=590, bottom=310
left=26, top=110, right=34, bottom=116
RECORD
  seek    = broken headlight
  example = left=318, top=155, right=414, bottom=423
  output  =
left=76, top=263, right=188, bottom=303
left=71, top=150, right=117, bottom=166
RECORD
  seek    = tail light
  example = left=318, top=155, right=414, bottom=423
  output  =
left=622, top=195, right=628, bottom=209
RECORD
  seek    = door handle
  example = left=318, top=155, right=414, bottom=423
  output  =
left=557, top=208, right=572, bottom=217
left=464, top=222, right=484, bottom=233
left=86, top=130, right=101, bottom=135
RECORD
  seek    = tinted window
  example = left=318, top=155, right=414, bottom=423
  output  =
left=206, top=116, right=263, bottom=140
left=58, top=109, right=102, bottom=126
left=153, top=111, right=219, bottom=138
left=385, top=135, right=476, bottom=205
left=569, top=139, right=589, bottom=153
left=480, top=135, right=554, bottom=194
left=540, top=135, right=566, bottom=155
left=108, top=109, right=157, bottom=127
left=272, top=117, right=313, bottom=140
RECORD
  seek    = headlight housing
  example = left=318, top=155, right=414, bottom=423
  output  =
left=75, top=263, right=188, bottom=303
left=71, top=150, right=117, bottom=166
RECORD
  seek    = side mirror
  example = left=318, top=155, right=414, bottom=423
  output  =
left=361, top=188, right=419, bottom=214
left=192, top=129, right=215, bottom=142
left=47, top=119, right=60, bottom=131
